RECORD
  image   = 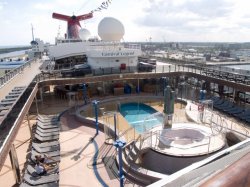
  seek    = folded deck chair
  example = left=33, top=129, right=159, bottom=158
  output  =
left=31, top=149, right=60, bottom=157
left=235, top=110, right=250, bottom=119
left=0, top=101, right=14, bottom=106
left=38, top=114, right=58, bottom=121
left=5, top=93, right=20, bottom=98
left=37, top=123, right=60, bottom=130
left=9, top=90, right=22, bottom=94
left=217, top=104, right=234, bottom=111
left=37, top=117, right=58, bottom=123
left=32, top=141, right=60, bottom=148
left=36, top=129, right=59, bottom=137
left=22, top=172, right=59, bottom=186
left=224, top=107, right=244, bottom=115
left=37, top=120, right=60, bottom=126
left=0, top=105, right=11, bottom=111
left=14, top=86, right=26, bottom=89
left=37, top=126, right=60, bottom=133
left=35, top=133, right=59, bottom=142
left=32, top=143, right=60, bottom=153
left=2, top=98, right=17, bottom=102
left=20, top=181, right=59, bottom=187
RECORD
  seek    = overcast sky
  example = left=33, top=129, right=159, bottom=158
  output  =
left=1, top=0, right=250, bottom=46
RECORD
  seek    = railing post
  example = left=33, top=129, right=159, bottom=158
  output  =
left=92, top=100, right=99, bottom=135
left=113, top=140, right=126, bottom=187
left=114, top=113, right=117, bottom=141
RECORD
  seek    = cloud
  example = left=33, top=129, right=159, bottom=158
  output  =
left=133, top=0, right=250, bottom=41
left=137, top=0, right=235, bottom=28
left=33, top=3, right=54, bottom=10
left=0, top=1, right=7, bottom=10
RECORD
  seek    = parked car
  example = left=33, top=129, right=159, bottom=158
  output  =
left=61, top=64, right=92, bottom=77
left=138, top=62, right=156, bottom=72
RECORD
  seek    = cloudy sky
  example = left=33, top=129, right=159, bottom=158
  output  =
left=1, top=0, right=250, bottom=46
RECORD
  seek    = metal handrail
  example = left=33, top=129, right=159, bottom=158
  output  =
left=0, top=60, right=33, bottom=87
left=33, top=63, right=250, bottom=86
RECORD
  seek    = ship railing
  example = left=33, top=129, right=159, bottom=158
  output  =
left=0, top=59, right=34, bottom=88
left=35, top=61, right=250, bottom=87
left=211, top=112, right=250, bottom=138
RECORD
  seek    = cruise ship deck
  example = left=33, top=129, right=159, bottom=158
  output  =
left=0, top=59, right=250, bottom=187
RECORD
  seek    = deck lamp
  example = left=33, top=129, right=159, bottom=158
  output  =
left=92, top=100, right=99, bottom=135
left=113, top=139, right=126, bottom=187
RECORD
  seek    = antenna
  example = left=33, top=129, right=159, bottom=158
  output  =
left=57, top=25, right=61, bottom=38
left=31, top=24, right=34, bottom=41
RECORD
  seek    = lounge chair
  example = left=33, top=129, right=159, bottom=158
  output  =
left=35, top=129, right=59, bottom=137
left=37, top=116, right=58, bottom=123
left=22, top=172, right=59, bottom=186
left=35, top=133, right=59, bottom=142
left=32, top=143, right=60, bottom=153
left=37, top=123, right=60, bottom=130
left=210, top=96, right=220, bottom=102
left=213, top=99, right=225, bottom=107
left=37, top=120, right=59, bottom=126
left=216, top=102, right=234, bottom=110
left=31, top=149, right=60, bottom=157
left=0, top=101, right=14, bottom=106
left=26, top=164, right=59, bottom=176
left=234, top=109, right=250, bottom=119
left=225, top=107, right=244, bottom=115
left=2, top=98, right=17, bottom=102
left=32, top=141, right=60, bottom=148
left=38, top=114, right=58, bottom=121
left=37, top=126, right=60, bottom=133
left=20, top=182, right=59, bottom=187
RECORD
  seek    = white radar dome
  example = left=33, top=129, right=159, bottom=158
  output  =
left=79, top=28, right=91, bottom=40
left=98, top=17, right=125, bottom=41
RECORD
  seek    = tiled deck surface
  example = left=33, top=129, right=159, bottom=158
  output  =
left=59, top=112, right=120, bottom=187
left=0, top=93, right=249, bottom=187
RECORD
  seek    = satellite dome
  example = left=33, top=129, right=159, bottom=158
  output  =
left=98, top=17, right=125, bottom=41
left=79, top=28, right=91, bottom=40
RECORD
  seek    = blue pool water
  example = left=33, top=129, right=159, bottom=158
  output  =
left=120, top=103, right=163, bottom=133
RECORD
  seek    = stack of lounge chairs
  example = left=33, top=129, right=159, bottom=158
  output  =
left=0, top=86, right=26, bottom=118
left=20, top=115, right=61, bottom=187
left=210, top=96, right=250, bottom=124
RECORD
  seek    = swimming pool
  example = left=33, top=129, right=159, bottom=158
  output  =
left=120, top=103, right=163, bottom=133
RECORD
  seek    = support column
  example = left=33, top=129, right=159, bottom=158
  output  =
left=26, top=113, right=32, bottom=136
left=137, top=78, right=140, bottom=94
left=39, top=87, right=43, bottom=102
left=35, top=95, right=39, bottom=115
left=218, top=85, right=224, bottom=97
left=9, top=144, right=21, bottom=184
